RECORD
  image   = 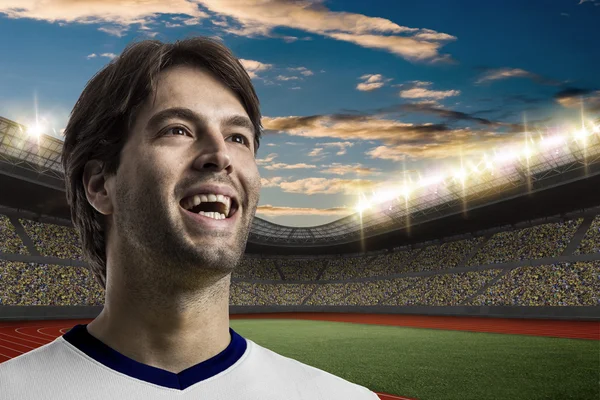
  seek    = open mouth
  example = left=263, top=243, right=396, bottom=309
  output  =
left=180, top=193, right=239, bottom=220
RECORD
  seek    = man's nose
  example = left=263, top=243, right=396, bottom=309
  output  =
left=192, top=130, right=232, bottom=173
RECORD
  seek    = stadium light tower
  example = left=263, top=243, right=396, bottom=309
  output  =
left=26, top=121, right=46, bottom=138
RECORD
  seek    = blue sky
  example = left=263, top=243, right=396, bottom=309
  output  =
left=1, top=0, right=599, bottom=227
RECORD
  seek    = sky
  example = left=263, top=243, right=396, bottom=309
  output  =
left=1, top=0, right=599, bottom=227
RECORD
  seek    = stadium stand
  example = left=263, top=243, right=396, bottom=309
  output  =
left=0, top=215, right=27, bottom=255
left=575, top=215, right=600, bottom=255
left=19, top=219, right=83, bottom=260
left=231, top=257, right=281, bottom=280
left=467, top=219, right=582, bottom=266
left=406, top=238, right=484, bottom=273
left=467, top=262, right=600, bottom=306
left=1, top=211, right=598, bottom=308
left=0, top=261, right=102, bottom=306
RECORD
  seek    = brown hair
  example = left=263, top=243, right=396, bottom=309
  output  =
left=61, top=37, right=262, bottom=291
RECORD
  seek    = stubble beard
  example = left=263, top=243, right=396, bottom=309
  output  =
left=114, top=180, right=253, bottom=290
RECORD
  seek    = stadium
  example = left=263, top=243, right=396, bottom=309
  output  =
left=0, top=114, right=598, bottom=399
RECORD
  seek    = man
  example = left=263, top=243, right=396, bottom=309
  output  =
left=0, top=37, right=379, bottom=399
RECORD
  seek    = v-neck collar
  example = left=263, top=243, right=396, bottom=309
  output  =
left=63, top=324, right=247, bottom=390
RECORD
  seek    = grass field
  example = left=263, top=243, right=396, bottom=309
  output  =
left=230, top=319, right=599, bottom=400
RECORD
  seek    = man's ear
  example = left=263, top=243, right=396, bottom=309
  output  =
left=83, top=160, right=113, bottom=216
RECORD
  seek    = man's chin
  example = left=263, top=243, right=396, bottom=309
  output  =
left=189, top=243, right=242, bottom=271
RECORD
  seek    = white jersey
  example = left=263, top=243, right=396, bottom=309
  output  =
left=0, top=324, right=379, bottom=399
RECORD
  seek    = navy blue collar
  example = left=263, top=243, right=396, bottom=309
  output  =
left=63, top=324, right=247, bottom=390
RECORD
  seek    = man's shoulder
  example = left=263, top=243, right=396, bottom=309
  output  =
left=0, top=337, right=76, bottom=398
left=0, top=337, right=62, bottom=372
left=246, top=340, right=379, bottom=400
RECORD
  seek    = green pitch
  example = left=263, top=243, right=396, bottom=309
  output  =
left=230, top=319, right=599, bottom=400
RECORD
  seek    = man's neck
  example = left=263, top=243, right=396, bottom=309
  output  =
left=87, top=277, right=231, bottom=374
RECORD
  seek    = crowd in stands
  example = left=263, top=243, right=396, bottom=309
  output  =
left=367, top=249, right=421, bottom=277
left=404, top=238, right=484, bottom=273
left=19, top=219, right=83, bottom=260
left=232, top=257, right=280, bottom=280
left=467, top=219, right=582, bottom=266
left=230, top=282, right=315, bottom=306
left=0, top=215, right=27, bottom=254
left=467, top=262, right=600, bottom=306
left=575, top=215, right=600, bottom=255
left=0, top=213, right=598, bottom=307
left=2, top=259, right=596, bottom=307
left=382, top=269, right=500, bottom=306
left=277, top=258, right=324, bottom=281
left=0, top=260, right=103, bottom=306
left=319, top=255, right=380, bottom=280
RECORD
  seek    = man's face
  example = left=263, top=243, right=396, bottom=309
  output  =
left=107, top=65, right=260, bottom=280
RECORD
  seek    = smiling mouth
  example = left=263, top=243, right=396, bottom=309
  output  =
left=180, top=194, right=239, bottom=220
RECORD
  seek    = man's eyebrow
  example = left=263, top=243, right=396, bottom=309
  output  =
left=222, top=114, right=255, bottom=135
left=146, top=107, right=255, bottom=141
left=146, top=107, right=201, bottom=133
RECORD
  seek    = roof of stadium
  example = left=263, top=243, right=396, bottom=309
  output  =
left=2, top=115, right=600, bottom=255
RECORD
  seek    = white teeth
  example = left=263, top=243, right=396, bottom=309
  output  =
left=198, top=211, right=225, bottom=220
left=192, top=195, right=201, bottom=207
left=183, top=193, right=232, bottom=217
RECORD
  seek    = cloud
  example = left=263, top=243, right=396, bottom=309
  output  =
left=554, top=87, right=600, bottom=112
left=141, top=30, right=159, bottom=38
left=260, top=176, right=284, bottom=187
left=0, top=0, right=208, bottom=36
left=308, top=147, right=325, bottom=157
left=86, top=52, right=116, bottom=60
left=280, top=35, right=313, bottom=42
left=357, top=74, right=392, bottom=91
left=263, top=162, right=316, bottom=170
left=279, top=177, right=378, bottom=195
left=239, top=59, right=273, bottom=79
left=1, top=1, right=456, bottom=63
left=412, top=29, right=456, bottom=41
left=560, top=12, right=570, bottom=16
left=260, top=175, right=379, bottom=195
left=100, top=52, right=117, bottom=59
left=98, top=25, right=129, bottom=37
left=262, top=109, right=525, bottom=161
left=198, top=0, right=456, bottom=63
left=263, top=113, right=456, bottom=144
left=320, top=163, right=381, bottom=176
left=399, top=87, right=460, bottom=100
left=256, top=152, right=278, bottom=165
left=326, top=32, right=454, bottom=63
left=376, top=103, right=507, bottom=127
left=172, top=16, right=205, bottom=25
left=256, top=204, right=352, bottom=216
left=400, top=80, right=432, bottom=87
left=317, top=141, right=355, bottom=155
left=476, top=67, right=561, bottom=85
left=276, top=75, right=300, bottom=81
left=287, top=66, right=313, bottom=76
left=365, top=134, right=501, bottom=161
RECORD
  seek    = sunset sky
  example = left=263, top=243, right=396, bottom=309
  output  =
left=1, top=0, right=599, bottom=227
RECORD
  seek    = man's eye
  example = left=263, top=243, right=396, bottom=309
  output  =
left=163, top=126, right=190, bottom=136
left=230, top=134, right=249, bottom=146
